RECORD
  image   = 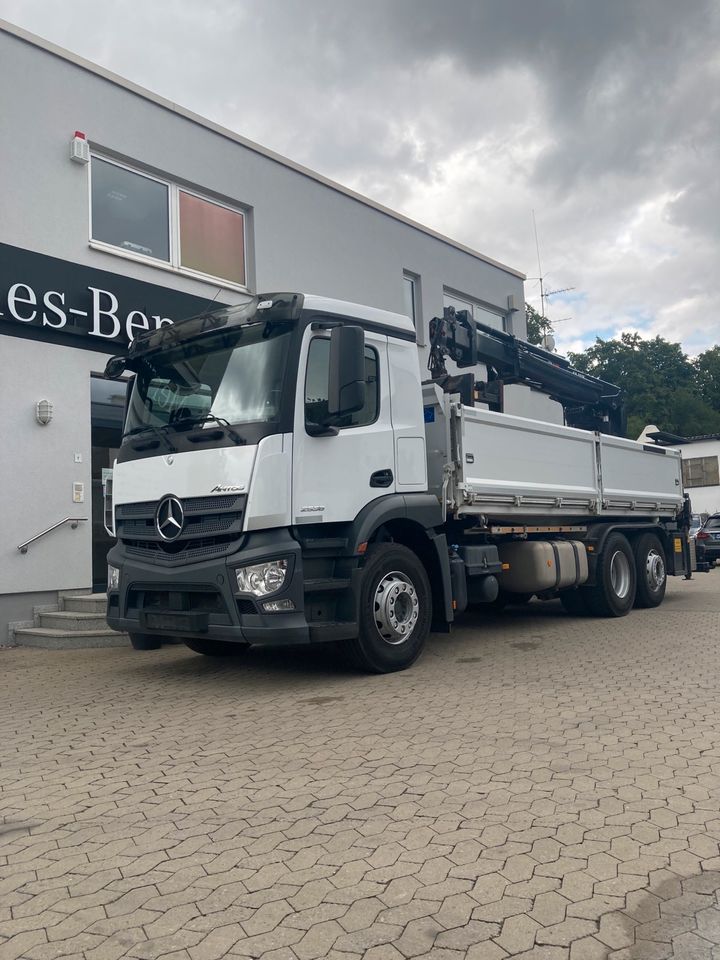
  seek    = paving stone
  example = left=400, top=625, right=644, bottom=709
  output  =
left=536, top=919, right=599, bottom=946
left=495, top=913, right=542, bottom=953
left=669, top=931, right=715, bottom=960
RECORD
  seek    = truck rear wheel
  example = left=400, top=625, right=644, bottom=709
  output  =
left=183, top=639, right=250, bottom=657
left=348, top=543, right=432, bottom=674
left=129, top=633, right=162, bottom=650
left=584, top=532, right=636, bottom=617
left=633, top=533, right=667, bottom=608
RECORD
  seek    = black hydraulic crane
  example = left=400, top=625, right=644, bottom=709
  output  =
left=427, top=306, right=626, bottom=437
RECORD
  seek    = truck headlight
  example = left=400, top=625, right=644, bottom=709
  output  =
left=235, top=558, right=288, bottom=597
left=108, top=565, right=120, bottom=592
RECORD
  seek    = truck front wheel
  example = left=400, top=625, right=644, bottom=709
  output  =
left=584, top=532, right=636, bottom=617
left=348, top=543, right=432, bottom=673
left=633, top=533, right=667, bottom=608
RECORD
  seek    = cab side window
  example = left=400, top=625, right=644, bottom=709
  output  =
left=305, top=337, right=379, bottom=430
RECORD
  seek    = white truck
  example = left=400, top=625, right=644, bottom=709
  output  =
left=103, top=293, right=697, bottom=673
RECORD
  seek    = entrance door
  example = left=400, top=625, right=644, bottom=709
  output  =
left=90, top=376, right=128, bottom=591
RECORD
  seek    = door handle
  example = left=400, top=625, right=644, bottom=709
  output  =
left=370, top=469, right=394, bottom=488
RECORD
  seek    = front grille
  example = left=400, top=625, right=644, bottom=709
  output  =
left=116, top=494, right=246, bottom=563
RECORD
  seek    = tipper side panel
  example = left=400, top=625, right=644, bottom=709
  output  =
left=598, top=434, right=684, bottom=513
left=454, top=405, right=600, bottom=517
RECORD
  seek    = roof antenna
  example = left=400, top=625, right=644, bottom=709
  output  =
left=529, top=211, right=574, bottom=348
left=182, top=285, right=225, bottom=322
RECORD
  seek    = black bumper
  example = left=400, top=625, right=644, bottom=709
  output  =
left=696, top=543, right=720, bottom=565
left=106, top=529, right=311, bottom=646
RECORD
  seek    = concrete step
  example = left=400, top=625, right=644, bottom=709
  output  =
left=40, top=610, right=111, bottom=632
left=13, top=627, right=128, bottom=650
left=62, top=594, right=108, bottom=615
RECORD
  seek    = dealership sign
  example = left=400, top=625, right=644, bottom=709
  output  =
left=0, top=243, right=229, bottom=353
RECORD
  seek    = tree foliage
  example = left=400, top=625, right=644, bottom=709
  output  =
left=567, top=331, right=720, bottom=439
left=525, top=303, right=553, bottom=346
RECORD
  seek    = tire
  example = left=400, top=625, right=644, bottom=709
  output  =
left=183, top=639, right=251, bottom=657
left=129, top=633, right=162, bottom=651
left=560, top=589, right=589, bottom=616
left=347, top=543, right=432, bottom=674
left=633, top=533, right=667, bottom=608
left=584, top=532, right=636, bottom=617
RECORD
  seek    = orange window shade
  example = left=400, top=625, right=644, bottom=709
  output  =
left=179, top=192, right=245, bottom=285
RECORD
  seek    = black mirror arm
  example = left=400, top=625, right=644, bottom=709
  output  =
left=306, top=421, right=339, bottom=438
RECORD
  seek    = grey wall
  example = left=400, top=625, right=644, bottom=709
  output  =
left=0, top=337, right=107, bottom=596
left=1, top=590, right=60, bottom=645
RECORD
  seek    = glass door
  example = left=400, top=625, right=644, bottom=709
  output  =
left=90, top=376, right=128, bottom=592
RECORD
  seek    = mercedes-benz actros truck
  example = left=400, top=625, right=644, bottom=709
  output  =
left=103, top=293, right=698, bottom=673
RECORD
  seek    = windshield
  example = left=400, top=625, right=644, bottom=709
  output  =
left=124, top=322, right=293, bottom=437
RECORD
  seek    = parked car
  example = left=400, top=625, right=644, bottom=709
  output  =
left=689, top=514, right=703, bottom=539
left=695, top=514, right=720, bottom=562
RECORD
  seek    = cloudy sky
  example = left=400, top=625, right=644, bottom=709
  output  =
left=1, top=0, right=718, bottom=356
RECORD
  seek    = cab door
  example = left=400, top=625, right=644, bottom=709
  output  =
left=292, top=327, right=396, bottom=525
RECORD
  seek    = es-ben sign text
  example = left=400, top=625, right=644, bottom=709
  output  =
left=0, top=242, right=230, bottom=353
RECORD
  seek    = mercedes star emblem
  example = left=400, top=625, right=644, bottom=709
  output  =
left=156, top=495, right=184, bottom=541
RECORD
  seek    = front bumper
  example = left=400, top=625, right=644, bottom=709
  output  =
left=106, top=529, right=310, bottom=645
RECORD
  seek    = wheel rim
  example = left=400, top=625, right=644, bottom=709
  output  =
left=609, top=549, right=632, bottom=599
left=373, top=570, right=420, bottom=645
left=645, top=549, right=665, bottom=591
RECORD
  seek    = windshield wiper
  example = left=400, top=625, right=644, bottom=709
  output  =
left=172, top=414, right=246, bottom=445
left=124, top=424, right=177, bottom=452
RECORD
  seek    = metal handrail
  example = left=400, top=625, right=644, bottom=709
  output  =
left=17, top=517, right=88, bottom=554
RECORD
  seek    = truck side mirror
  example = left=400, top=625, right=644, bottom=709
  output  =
left=105, top=355, right=127, bottom=379
left=328, top=325, right=366, bottom=418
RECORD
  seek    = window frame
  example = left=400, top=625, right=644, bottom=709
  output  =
left=443, top=286, right=506, bottom=332
left=403, top=271, right=424, bottom=345
left=88, top=154, right=249, bottom=292
left=304, top=335, right=381, bottom=435
left=682, top=455, right=720, bottom=489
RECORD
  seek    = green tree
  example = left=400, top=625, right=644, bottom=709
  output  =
left=525, top=303, right=553, bottom=345
left=569, top=333, right=720, bottom=438
left=694, top=346, right=720, bottom=413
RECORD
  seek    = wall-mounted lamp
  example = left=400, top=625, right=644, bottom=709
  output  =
left=70, top=130, right=90, bottom=164
left=36, top=400, right=53, bottom=425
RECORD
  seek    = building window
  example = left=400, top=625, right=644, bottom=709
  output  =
left=403, top=272, right=423, bottom=344
left=90, top=156, right=246, bottom=288
left=179, top=191, right=245, bottom=285
left=682, top=456, right=720, bottom=488
left=91, top=159, right=170, bottom=261
left=305, top=338, right=379, bottom=431
left=443, top=289, right=505, bottom=332
left=403, top=273, right=418, bottom=325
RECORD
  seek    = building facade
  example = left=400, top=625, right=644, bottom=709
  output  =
left=0, top=19, right=527, bottom=640
left=638, top=427, right=720, bottom=516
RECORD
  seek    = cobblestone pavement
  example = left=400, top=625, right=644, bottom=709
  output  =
left=2, top=573, right=720, bottom=960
